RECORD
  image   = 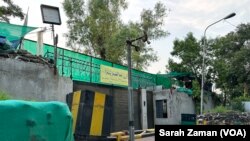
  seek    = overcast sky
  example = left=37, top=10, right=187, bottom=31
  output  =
left=7, top=0, right=250, bottom=74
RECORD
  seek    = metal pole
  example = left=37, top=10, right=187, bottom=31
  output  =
left=201, top=19, right=224, bottom=115
left=201, top=20, right=222, bottom=115
left=126, top=31, right=149, bottom=140
left=62, top=49, right=64, bottom=76
left=127, top=41, right=134, bottom=141
left=90, top=57, right=92, bottom=83
left=201, top=36, right=205, bottom=115
left=51, top=24, right=57, bottom=75
left=200, top=13, right=236, bottom=115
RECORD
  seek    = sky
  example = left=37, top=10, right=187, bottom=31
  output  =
left=6, top=0, right=250, bottom=74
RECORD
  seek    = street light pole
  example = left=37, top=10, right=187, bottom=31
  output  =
left=201, top=13, right=236, bottom=115
left=126, top=31, right=150, bottom=141
left=126, top=40, right=134, bottom=141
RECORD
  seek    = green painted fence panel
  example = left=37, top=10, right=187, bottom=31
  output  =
left=23, top=39, right=189, bottom=91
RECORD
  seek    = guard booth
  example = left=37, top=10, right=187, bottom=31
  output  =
left=66, top=90, right=115, bottom=141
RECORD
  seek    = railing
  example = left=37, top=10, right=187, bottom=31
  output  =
left=23, top=39, right=173, bottom=89
left=44, top=50, right=156, bottom=88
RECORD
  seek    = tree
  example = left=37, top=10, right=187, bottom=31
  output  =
left=167, top=23, right=250, bottom=107
left=211, top=23, right=250, bottom=101
left=167, top=33, right=205, bottom=83
left=0, top=0, right=24, bottom=23
left=166, top=32, right=216, bottom=112
left=63, top=0, right=169, bottom=70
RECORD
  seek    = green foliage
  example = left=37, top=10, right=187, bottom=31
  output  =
left=195, top=103, right=200, bottom=114
left=0, top=0, right=24, bottom=22
left=166, top=32, right=217, bottom=113
left=167, top=23, right=250, bottom=106
left=208, top=105, right=231, bottom=113
left=192, top=80, right=201, bottom=114
left=231, top=96, right=250, bottom=112
left=63, top=0, right=169, bottom=70
left=192, top=80, right=201, bottom=100
left=0, top=90, right=10, bottom=100
left=167, top=31, right=208, bottom=111
left=166, top=32, right=205, bottom=83
left=140, top=2, right=169, bottom=39
left=211, top=23, right=250, bottom=100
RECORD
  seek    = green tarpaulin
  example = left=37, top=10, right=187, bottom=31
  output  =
left=0, top=22, right=37, bottom=41
left=177, top=87, right=193, bottom=95
left=0, top=100, right=74, bottom=141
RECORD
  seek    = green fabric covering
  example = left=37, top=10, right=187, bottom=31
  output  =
left=0, top=100, right=74, bottom=141
left=0, top=22, right=37, bottom=41
left=177, top=87, right=193, bottom=95
left=23, top=39, right=157, bottom=89
left=22, top=39, right=193, bottom=90
left=163, top=72, right=192, bottom=78
left=156, top=74, right=172, bottom=89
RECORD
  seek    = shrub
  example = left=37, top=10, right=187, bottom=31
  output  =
left=0, top=90, right=10, bottom=100
left=231, top=96, right=250, bottom=112
left=208, top=105, right=231, bottom=113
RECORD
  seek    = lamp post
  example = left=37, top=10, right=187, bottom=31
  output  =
left=201, top=13, right=236, bottom=115
left=126, top=31, right=150, bottom=141
left=41, top=4, right=61, bottom=75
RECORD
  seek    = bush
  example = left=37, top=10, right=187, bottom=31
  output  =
left=208, top=105, right=231, bottom=113
left=231, top=96, right=250, bottom=112
left=0, top=90, right=10, bottom=100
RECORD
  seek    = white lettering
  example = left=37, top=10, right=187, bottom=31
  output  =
left=230, top=129, right=236, bottom=136
left=237, top=130, right=244, bottom=137
left=187, top=129, right=193, bottom=136
left=159, top=129, right=184, bottom=136
left=187, top=129, right=217, bottom=136
left=221, top=129, right=229, bottom=137
left=221, top=129, right=244, bottom=137
left=159, top=129, right=165, bottom=136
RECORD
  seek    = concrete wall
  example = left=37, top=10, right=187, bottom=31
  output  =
left=154, top=89, right=195, bottom=125
left=203, top=94, right=215, bottom=112
left=0, top=58, right=73, bottom=102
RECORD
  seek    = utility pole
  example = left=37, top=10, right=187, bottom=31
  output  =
left=126, top=31, right=150, bottom=141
